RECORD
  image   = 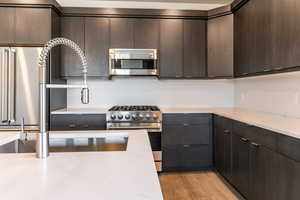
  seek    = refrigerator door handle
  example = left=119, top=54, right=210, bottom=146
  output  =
left=0, top=48, right=10, bottom=123
left=8, top=48, right=16, bottom=123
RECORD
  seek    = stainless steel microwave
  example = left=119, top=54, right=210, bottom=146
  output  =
left=109, top=49, right=158, bottom=76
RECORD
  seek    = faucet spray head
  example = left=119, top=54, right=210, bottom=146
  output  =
left=81, top=88, right=90, bottom=104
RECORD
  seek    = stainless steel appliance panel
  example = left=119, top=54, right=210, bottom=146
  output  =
left=109, top=48, right=158, bottom=76
left=0, top=47, right=42, bottom=127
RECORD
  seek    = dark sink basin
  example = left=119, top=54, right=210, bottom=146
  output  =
left=0, top=137, right=128, bottom=153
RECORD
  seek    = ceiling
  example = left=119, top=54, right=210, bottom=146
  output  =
left=57, top=0, right=234, bottom=10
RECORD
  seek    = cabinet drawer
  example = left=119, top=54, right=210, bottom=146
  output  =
left=162, top=124, right=211, bottom=146
left=50, top=114, right=106, bottom=131
left=182, top=124, right=211, bottom=145
left=179, top=144, right=213, bottom=170
left=232, top=120, right=252, bottom=138
left=250, top=126, right=277, bottom=151
left=163, top=113, right=211, bottom=125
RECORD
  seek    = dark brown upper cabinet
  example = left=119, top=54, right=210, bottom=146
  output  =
left=133, top=18, right=160, bottom=49
left=237, top=0, right=273, bottom=75
left=85, top=17, right=110, bottom=78
left=234, top=0, right=300, bottom=77
left=61, top=17, right=85, bottom=77
left=0, top=7, right=51, bottom=45
left=159, top=19, right=183, bottom=78
left=208, top=15, right=233, bottom=78
left=0, top=7, right=15, bottom=44
left=271, top=0, right=300, bottom=70
left=110, top=18, right=134, bottom=48
left=109, top=18, right=160, bottom=49
left=15, top=8, right=51, bottom=45
left=183, top=20, right=207, bottom=78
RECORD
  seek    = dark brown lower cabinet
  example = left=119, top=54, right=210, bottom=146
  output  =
left=50, top=114, right=106, bottom=130
left=249, top=142, right=277, bottom=200
left=276, top=152, right=300, bottom=200
left=215, top=116, right=300, bottom=200
left=214, top=115, right=232, bottom=182
left=232, top=133, right=250, bottom=199
left=162, top=113, right=213, bottom=172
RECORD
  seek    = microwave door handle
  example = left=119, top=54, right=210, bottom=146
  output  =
left=1, top=48, right=10, bottom=123
left=7, top=48, right=16, bottom=123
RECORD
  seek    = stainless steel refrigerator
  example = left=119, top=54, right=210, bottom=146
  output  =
left=0, top=47, right=42, bottom=130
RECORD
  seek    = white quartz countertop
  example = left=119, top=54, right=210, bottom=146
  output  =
left=51, top=108, right=107, bottom=114
left=0, top=132, right=20, bottom=146
left=51, top=107, right=300, bottom=139
left=0, top=130, right=163, bottom=200
left=163, top=107, right=300, bottom=139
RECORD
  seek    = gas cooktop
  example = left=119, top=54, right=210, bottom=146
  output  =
left=108, top=105, right=160, bottom=112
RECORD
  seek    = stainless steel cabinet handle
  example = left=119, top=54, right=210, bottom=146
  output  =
left=224, top=130, right=230, bottom=134
left=251, top=142, right=260, bottom=148
left=183, top=123, right=189, bottom=126
left=0, top=49, right=10, bottom=122
left=241, top=137, right=249, bottom=143
left=69, top=124, right=76, bottom=128
left=183, top=144, right=190, bottom=148
left=8, top=48, right=16, bottom=123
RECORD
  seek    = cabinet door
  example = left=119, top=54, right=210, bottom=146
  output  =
left=234, top=2, right=253, bottom=76
left=249, top=143, right=277, bottom=200
left=134, top=18, right=160, bottom=49
left=232, top=133, right=250, bottom=199
left=110, top=18, right=134, bottom=48
left=271, top=0, right=300, bottom=70
left=223, top=128, right=232, bottom=182
left=0, top=7, right=15, bottom=44
left=15, top=8, right=51, bottom=45
left=61, top=17, right=85, bottom=77
left=208, top=15, right=233, bottom=78
left=183, top=20, right=207, bottom=78
left=277, top=153, right=300, bottom=200
left=85, top=17, right=110, bottom=77
left=159, top=19, right=183, bottom=78
left=162, top=124, right=184, bottom=147
left=214, top=116, right=225, bottom=174
left=163, top=146, right=179, bottom=172
left=234, top=0, right=272, bottom=75
left=182, top=124, right=210, bottom=145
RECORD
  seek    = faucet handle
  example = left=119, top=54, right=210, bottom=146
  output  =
left=81, top=88, right=89, bottom=104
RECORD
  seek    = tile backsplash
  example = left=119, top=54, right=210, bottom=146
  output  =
left=234, top=71, right=300, bottom=118
left=67, top=77, right=234, bottom=109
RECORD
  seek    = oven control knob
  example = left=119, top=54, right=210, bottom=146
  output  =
left=125, top=114, right=130, bottom=120
left=111, top=114, right=116, bottom=120
left=132, top=114, right=138, bottom=120
left=152, top=114, right=158, bottom=120
left=118, top=114, right=123, bottom=120
left=139, top=114, right=144, bottom=119
left=146, top=114, right=151, bottom=119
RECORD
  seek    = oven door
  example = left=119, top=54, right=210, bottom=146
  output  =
left=109, top=49, right=158, bottom=76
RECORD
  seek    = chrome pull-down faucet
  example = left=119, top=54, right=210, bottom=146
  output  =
left=37, top=38, right=89, bottom=159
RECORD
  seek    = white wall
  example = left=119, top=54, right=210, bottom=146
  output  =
left=234, top=71, right=300, bottom=118
left=67, top=77, right=234, bottom=108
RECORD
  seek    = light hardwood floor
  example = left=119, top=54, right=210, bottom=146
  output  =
left=159, top=171, right=242, bottom=200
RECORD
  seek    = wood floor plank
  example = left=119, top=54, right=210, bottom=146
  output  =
left=159, top=171, right=241, bottom=200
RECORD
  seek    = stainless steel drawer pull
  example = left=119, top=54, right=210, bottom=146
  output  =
left=241, top=137, right=249, bottom=143
left=251, top=142, right=260, bottom=148
left=224, top=130, right=230, bottom=134
left=183, top=144, right=190, bottom=148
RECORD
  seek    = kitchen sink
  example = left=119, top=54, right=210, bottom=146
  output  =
left=0, top=137, right=128, bottom=153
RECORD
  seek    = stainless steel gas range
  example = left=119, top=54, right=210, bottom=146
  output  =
left=107, top=105, right=162, bottom=172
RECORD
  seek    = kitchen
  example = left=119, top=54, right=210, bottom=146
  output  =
left=0, top=0, right=300, bottom=199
